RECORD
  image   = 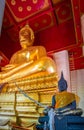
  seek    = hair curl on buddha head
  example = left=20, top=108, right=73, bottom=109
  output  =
left=19, top=24, right=35, bottom=44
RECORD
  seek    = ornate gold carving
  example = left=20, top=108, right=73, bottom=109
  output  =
left=18, top=6, right=23, bottom=12
left=11, top=0, right=16, bottom=6
left=33, top=0, right=38, bottom=4
left=42, top=19, right=47, bottom=24
left=27, top=6, right=32, bottom=11
left=21, top=0, right=27, bottom=2
left=34, top=22, right=39, bottom=27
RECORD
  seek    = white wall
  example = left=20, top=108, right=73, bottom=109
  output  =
left=53, top=50, right=71, bottom=92
left=71, top=69, right=84, bottom=116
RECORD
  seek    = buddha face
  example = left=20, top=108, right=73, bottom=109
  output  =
left=19, top=25, right=34, bottom=48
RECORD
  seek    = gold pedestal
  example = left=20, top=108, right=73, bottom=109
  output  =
left=0, top=91, right=57, bottom=129
left=0, top=72, right=58, bottom=129
left=1, top=72, right=58, bottom=93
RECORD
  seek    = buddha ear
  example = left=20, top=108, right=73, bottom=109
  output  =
left=31, top=31, right=35, bottom=41
left=29, top=27, right=35, bottom=41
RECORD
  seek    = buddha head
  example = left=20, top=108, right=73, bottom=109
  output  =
left=19, top=24, right=35, bottom=48
left=58, top=71, right=68, bottom=92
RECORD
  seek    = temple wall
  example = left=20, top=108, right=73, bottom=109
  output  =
left=53, top=50, right=71, bottom=91
left=70, top=69, right=84, bottom=116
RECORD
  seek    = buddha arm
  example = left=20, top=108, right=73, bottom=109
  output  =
left=29, top=46, right=47, bottom=61
left=1, top=64, right=16, bottom=71
left=1, top=60, right=34, bottom=78
left=29, top=48, right=39, bottom=61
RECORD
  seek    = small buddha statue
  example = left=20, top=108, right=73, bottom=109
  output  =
left=36, top=73, right=83, bottom=130
left=0, top=25, right=57, bottom=84
left=51, top=72, right=83, bottom=116
left=52, top=72, right=76, bottom=111
left=43, top=72, right=77, bottom=116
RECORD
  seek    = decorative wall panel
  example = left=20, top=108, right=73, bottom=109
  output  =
left=55, top=0, right=73, bottom=23
left=2, top=9, right=14, bottom=29
left=28, top=11, right=56, bottom=32
left=6, top=0, right=50, bottom=22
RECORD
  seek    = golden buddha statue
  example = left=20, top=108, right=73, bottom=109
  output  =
left=0, top=25, right=58, bottom=92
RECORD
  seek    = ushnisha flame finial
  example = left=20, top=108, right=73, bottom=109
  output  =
left=58, top=71, right=68, bottom=91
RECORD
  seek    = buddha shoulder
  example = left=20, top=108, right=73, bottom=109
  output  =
left=33, top=46, right=47, bottom=53
left=32, top=46, right=47, bottom=56
left=9, top=50, right=28, bottom=64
